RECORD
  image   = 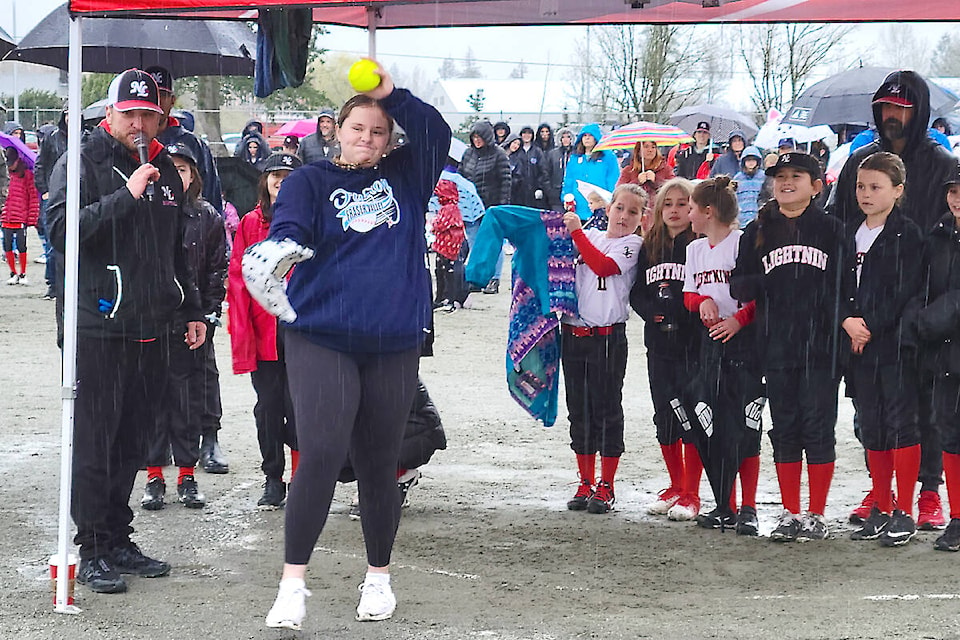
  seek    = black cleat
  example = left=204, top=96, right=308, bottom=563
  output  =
left=735, top=505, right=759, bottom=536
left=696, top=506, right=737, bottom=530
left=77, top=556, right=127, bottom=594
left=587, top=481, right=615, bottom=514
left=567, top=480, right=593, bottom=511
left=879, top=509, right=916, bottom=547
left=934, top=518, right=960, bottom=552
left=258, top=477, right=286, bottom=510
left=177, top=475, right=207, bottom=508
left=140, top=477, right=165, bottom=511
left=110, top=542, right=170, bottom=578
left=850, top=506, right=890, bottom=541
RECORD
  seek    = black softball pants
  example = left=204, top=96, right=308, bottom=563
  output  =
left=249, top=327, right=297, bottom=480
left=562, top=327, right=628, bottom=458
left=766, top=367, right=839, bottom=465
left=283, top=331, right=420, bottom=567
left=71, top=335, right=168, bottom=560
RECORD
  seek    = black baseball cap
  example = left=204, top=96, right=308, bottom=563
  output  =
left=695, top=121, right=710, bottom=133
left=165, top=141, right=197, bottom=165
left=260, top=152, right=302, bottom=173
left=872, top=79, right=916, bottom=108
left=317, top=107, right=335, bottom=121
left=145, top=66, right=174, bottom=94
left=944, top=162, right=960, bottom=187
left=765, top=151, right=822, bottom=180
left=107, top=69, right=163, bottom=114
left=283, top=135, right=299, bottom=146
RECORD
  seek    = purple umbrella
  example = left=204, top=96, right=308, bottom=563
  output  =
left=0, top=132, right=37, bottom=171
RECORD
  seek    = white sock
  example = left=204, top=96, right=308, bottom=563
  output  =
left=364, top=572, right=390, bottom=586
left=279, top=577, right=305, bottom=591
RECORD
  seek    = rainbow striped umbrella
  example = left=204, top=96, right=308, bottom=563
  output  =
left=593, top=121, right=693, bottom=152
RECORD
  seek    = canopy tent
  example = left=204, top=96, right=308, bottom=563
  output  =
left=50, top=0, right=960, bottom=615
left=64, top=0, right=960, bottom=24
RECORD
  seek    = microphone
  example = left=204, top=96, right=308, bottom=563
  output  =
left=133, top=133, right=154, bottom=201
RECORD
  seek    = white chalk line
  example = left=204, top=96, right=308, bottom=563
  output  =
left=750, top=593, right=960, bottom=601
left=315, top=546, right=480, bottom=581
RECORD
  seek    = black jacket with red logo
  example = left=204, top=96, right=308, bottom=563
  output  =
left=47, top=125, right=201, bottom=340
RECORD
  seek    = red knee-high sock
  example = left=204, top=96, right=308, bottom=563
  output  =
left=775, top=461, right=802, bottom=514
left=18, top=252, right=26, bottom=275
left=893, top=444, right=921, bottom=518
left=178, top=466, right=194, bottom=484
left=660, top=441, right=684, bottom=489
left=600, top=456, right=620, bottom=488
left=147, top=466, right=165, bottom=481
left=576, top=453, right=596, bottom=485
left=682, top=444, right=703, bottom=497
left=290, top=449, right=300, bottom=482
left=944, top=452, right=960, bottom=520
left=738, top=455, right=761, bottom=510
left=4, top=251, right=15, bottom=274
left=867, top=449, right=895, bottom=513
left=807, top=462, right=834, bottom=516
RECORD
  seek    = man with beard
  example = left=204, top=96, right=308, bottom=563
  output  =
left=830, top=70, right=957, bottom=532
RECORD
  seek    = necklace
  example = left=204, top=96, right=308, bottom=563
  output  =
left=332, top=155, right=377, bottom=171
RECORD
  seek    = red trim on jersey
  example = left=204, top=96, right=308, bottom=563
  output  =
left=683, top=291, right=710, bottom=313
left=571, top=228, right=620, bottom=277
left=733, top=300, right=756, bottom=326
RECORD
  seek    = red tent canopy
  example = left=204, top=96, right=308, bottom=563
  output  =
left=67, top=0, right=960, bottom=25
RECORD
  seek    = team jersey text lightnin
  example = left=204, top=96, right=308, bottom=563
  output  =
left=645, top=262, right=685, bottom=285
left=761, top=244, right=829, bottom=274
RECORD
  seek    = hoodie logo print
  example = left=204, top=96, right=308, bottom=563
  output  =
left=331, top=179, right=400, bottom=233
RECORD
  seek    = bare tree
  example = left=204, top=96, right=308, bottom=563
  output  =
left=740, top=24, right=853, bottom=118
left=438, top=58, right=458, bottom=80
left=565, top=25, right=726, bottom=123
left=460, top=48, right=483, bottom=79
left=509, top=60, right=529, bottom=79
left=931, top=33, right=960, bottom=76
left=868, top=25, right=930, bottom=73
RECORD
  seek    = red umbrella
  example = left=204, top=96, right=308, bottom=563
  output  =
left=274, top=119, right=317, bottom=138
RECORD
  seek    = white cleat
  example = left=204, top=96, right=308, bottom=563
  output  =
left=265, top=578, right=311, bottom=630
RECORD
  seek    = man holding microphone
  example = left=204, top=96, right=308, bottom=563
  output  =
left=47, top=68, right=206, bottom=595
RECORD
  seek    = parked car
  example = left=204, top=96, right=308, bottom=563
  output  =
left=221, top=132, right=242, bottom=155
left=24, top=130, right=39, bottom=152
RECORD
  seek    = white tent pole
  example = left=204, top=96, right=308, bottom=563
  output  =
left=366, top=6, right=377, bottom=58
left=55, top=12, right=82, bottom=616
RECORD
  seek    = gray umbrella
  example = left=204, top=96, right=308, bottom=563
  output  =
left=4, top=3, right=254, bottom=77
left=783, top=66, right=960, bottom=127
left=668, top=104, right=759, bottom=142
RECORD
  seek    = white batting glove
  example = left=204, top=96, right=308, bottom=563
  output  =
left=241, top=238, right=314, bottom=323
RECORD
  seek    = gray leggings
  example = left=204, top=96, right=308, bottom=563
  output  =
left=283, top=330, right=420, bottom=567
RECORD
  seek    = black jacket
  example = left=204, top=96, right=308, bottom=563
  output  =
left=48, top=125, right=202, bottom=339
left=630, top=231, right=700, bottom=361
left=34, top=111, right=68, bottom=197
left=730, top=200, right=850, bottom=372
left=840, top=207, right=924, bottom=373
left=544, top=133, right=573, bottom=210
left=675, top=143, right=718, bottom=180
left=918, top=213, right=960, bottom=377
left=180, top=198, right=227, bottom=322
left=506, top=138, right=548, bottom=208
left=830, top=70, right=957, bottom=232
left=459, top=121, right=512, bottom=208
left=158, top=120, right=224, bottom=214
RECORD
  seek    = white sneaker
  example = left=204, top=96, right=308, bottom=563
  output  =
left=34, top=255, right=47, bottom=264
left=6, top=273, right=18, bottom=285
left=265, top=578, right=311, bottom=630
left=17, top=275, right=29, bottom=286
left=356, top=578, right=396, bottom=621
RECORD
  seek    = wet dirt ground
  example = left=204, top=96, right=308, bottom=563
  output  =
left=2, top=242, right=960, bottom=639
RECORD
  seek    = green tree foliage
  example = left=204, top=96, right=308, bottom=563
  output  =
left=0, top=89, right=64, bottom=130
left=81, top=73, right=114, bottom=110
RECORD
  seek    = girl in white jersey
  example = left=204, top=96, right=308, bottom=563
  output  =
left=681, top=176, right=763, bottom=534
left=561, top=183, right=645, bottom=515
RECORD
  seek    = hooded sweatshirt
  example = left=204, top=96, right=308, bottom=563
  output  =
left=830, top=70, right=957, bottom=232
left=536, top=123, right=555, bottom=153
left=710, top=129, right=747, bottom=178
left=35, top=110, right=68, bottom=197
left=561, top=124, right=620, bottom=220
left=268, top=88, right=450, bottom=353
left=459, top=120, right=512, bottom=208
left=733, top=145, right=765, bottom=227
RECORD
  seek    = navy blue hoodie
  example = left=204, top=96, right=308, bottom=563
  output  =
left=269, top=88, right=450, bottom=353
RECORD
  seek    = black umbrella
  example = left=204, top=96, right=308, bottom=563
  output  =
left=783, top=66, right=960, bottom=127
left=6, top=3, right=255, bottom=77
left=668, top=104, right=759, bottom=141
left=0, top=25, right=14, bottom=59
left=216, top=156, right=261, bottom=220
left=674, top=344, right=765, bottom=517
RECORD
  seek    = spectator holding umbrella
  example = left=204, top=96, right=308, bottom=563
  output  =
left=617, top=139, right=675, bottom=229
left=675, top=121, right=717, bottom=179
